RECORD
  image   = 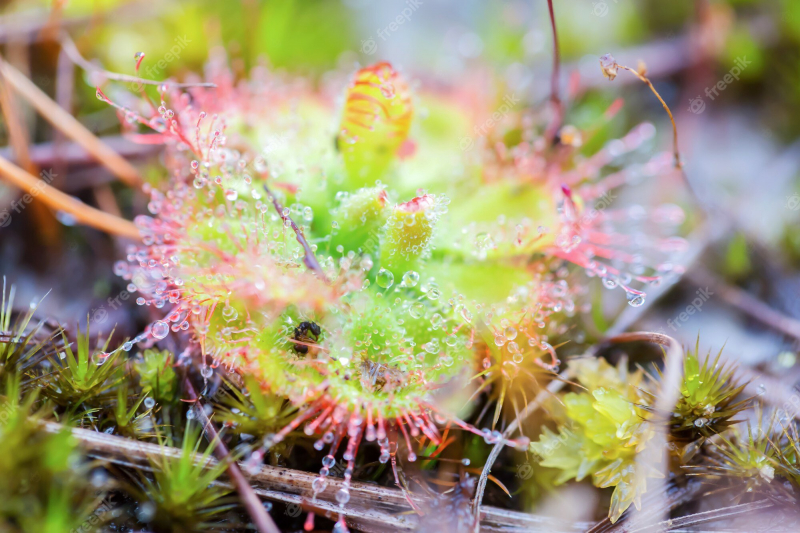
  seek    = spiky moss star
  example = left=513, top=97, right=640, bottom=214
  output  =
left=640, top=342, right=750, bottom=456
left=530, top=357, right=658, bottom=523
left=125, top=423, right=238, bottom=532
left=774, top=420, right=800, bottom=497
left=687, top=411, right=797, bottom=505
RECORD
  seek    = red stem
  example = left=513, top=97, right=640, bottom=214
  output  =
left=263, top=184, right=330, bottom=283
left=544, top=0, right=564, bottom=142
left=184, top=377, right=280, bottom=533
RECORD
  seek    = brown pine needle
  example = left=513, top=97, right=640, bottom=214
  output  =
left=0, top=77, right=34, bottom=174
left=0, top=56, right=142, bottom=187
left=0, top=154, right=140, bottom=240
left=0, top=68, right=61, bottom=243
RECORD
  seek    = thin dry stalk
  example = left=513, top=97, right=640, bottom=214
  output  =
left=0, top=136, right=160, bottom=170
left=0, top=56, right=142, bottom=187
left=471, top=332, right=687, bottom=532
left=616, top=63, right=682, bottom=169
left=183, top=377, right=280, bottom=533
left=588, top=480, right=704, bottom=532
left=0, top=77, right=34, bottom=174
left=614, top=333, right=685, bottom=532
left=471, top=368, right=574, bottom=530
left=53, top=43, right=75, bottom=187
left=0, top=154, right=140, bottom=239
left=628, top=499, right=775, bottom=532
left=0, top=67, right=61, bottom=242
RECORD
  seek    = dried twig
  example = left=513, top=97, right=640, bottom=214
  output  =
left=42, top=420, right=588, bottom=532
left=0, top=76, right=35, bottom=174
left=0, top=56, right=142, bottom=187
left=183, top=377, right=280, bottom=533
left=0, top=64, right=62, bottom=242
left=472, top=332, right=687, bottom=532
left=0, top=154, right=140, bottom=239
left=629, top=499, right=775, bottom=532
left=0, top=136, right=161, bottom=171
left=53, top=43, right=75, bottom=186
left=604, top=333, right=685, bottom=532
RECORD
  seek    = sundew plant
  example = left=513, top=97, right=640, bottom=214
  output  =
left=1, top=1, right=799, bottom=532
left=101, top=48, right=686, bottom=528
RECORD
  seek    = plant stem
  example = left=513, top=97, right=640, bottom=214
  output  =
left=617, top=64, right=681, bottom=169
left=183, top=377, right=280, bottom=533
left=473, top=332, right=685, bottom=532
left=263, top=183, right=330, bottom=283
left=544, top=0, right=564, bottom=143
left=58, top=33, right=216, bottom=89
left=0, top=65, right=62, bottom=243
left=604, top=333, right=684, bottom=532
left=0, top=136, right=160, bottom=171
left=587, top=479, right=704, bottom=532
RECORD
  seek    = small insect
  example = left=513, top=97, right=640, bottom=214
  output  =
left=292, top=321, right=322, bottom=354
left=360, top=360, right=405, bottom=392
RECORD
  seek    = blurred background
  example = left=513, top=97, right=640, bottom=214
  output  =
left=0, top=0, right=799, bottom=519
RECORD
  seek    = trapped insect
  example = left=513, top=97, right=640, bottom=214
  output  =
left=292, top=321, right=322, bottom=354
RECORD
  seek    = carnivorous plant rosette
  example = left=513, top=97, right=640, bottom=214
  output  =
left=102, top=55, right=686, bottom=528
